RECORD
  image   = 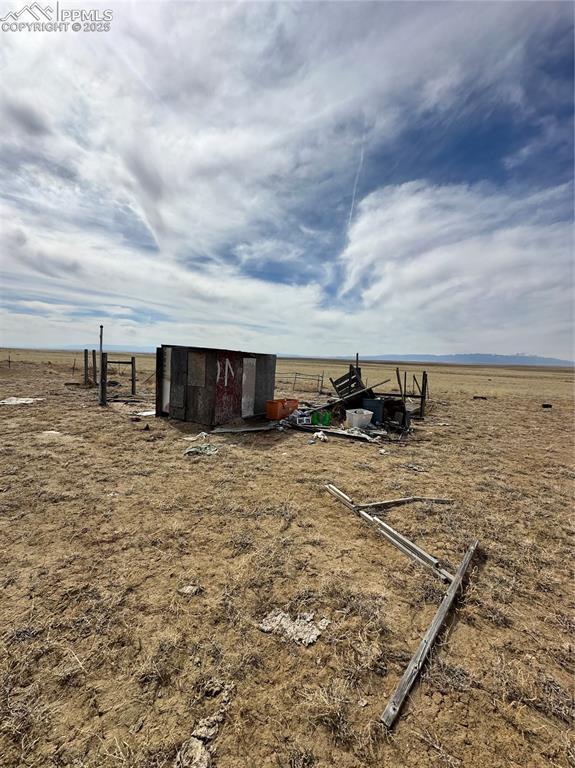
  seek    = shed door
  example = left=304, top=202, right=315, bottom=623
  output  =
left=214, top=351, right=242, bottom=425
left=241, top=358, right=256, bottom=417
left=169, top=347, right=188, bottom=420
left=161, top=346, right=172, bottom=414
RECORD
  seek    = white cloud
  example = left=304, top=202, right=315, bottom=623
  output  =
left=0, top=1, right=572, bottom=358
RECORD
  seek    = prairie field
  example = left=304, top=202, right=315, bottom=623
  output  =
left=0, top=349, right=573, bottom=768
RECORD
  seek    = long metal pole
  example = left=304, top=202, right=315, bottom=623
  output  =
left=381, top=541, right=478, bottom=728
left=325, top=485, right=453, bottom=582
left=99, top=325, right=103, bottom=403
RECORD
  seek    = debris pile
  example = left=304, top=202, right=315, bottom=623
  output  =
left=276, top=363, right=429, bottom=443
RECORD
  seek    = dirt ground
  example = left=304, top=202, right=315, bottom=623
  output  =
left=0, top=350, right=573, bottom=767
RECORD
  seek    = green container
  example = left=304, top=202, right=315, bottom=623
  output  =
left=311, top=411, right=331, bottom=427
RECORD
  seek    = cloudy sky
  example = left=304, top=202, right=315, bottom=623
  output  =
left=0, top=1, right=573, bottom=357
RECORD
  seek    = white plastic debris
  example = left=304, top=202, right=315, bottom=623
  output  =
left=136, top=410, right=156, bottom=417
left=177, top=584, right=203, bottom=596
left=183, top=444, right=218, bottom=457
left=258, top=609, right=330, bottom=646
left=0, top=397, right=44, bottom=405
left=312, top=430, right=328, bottom=442
left=182, top=432, right=210, bottom=442
left=174, top=737, right=210, bottom=768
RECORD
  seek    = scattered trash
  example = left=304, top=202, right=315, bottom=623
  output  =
left=358, top=698, right=368, bottom=708
left=541, top=403, right=553, bottom=409
left=266, top=398, right=299, bottom=420
left=0, top=397, right=44, bottom=405
left=136, top=410, right=156, bottom=417
left=177, top=584, right=204, bottom=597
left=182, top=432, right=211, bottom=441
left=258, top=609, right=330, bottom=646
left=345, top=408, right=374, bottom=429
left=406, top=464, right=426, bottom=472
left=311, top=410, right=332, bottom=427
left=293, top=424, right=380, bottom=442
left=211, top=423, right=278, bottom=434
left=379, top=448, right=389, bottom=455
left=313, top=431, right=328, bottom=442
left=184, top=444, right=218, bottom=457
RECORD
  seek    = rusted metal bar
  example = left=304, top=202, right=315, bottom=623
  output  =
left=381, top=540, right=478, bottom=728
left=325, top=485, right=453, bottom=582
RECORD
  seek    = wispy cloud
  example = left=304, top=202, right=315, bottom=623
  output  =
left=0, top=1, right=572, bottom=357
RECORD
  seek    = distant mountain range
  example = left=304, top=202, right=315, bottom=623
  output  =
left=37, top=346, right=575, bottom=367
left=284, top=352, right=574, bottom=367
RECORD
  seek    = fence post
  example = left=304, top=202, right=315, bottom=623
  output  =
left=131, top=356, right=136, bottom=396
left=92, top=349, right=97, bottom=386
left=420, top=371, right=428, bottom=417
left=84, top=349, right=89, bottom=385
left=99, top=353, right=108, bottom=406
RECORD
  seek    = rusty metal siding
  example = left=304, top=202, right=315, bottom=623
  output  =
left=214, top=350, right=243, bottom=424
left=158, top=344, right=277, bottom=425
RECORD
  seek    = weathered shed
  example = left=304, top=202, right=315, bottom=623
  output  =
left=155, top=345, right=276, bottom=426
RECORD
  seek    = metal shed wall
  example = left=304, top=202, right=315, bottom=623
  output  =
left=156, top=345, right=276, bottom=426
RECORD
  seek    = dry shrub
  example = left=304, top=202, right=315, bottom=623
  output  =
left=423, top=658, right=474, bottom=693
left=411, top=725, right=462, bottom=768
left=0, top=681, right=50, bottom=756
left=302, top=678, right=354, bottom=746
left=230, top=530, right=254, bottom=556
left=494, top=655, right=574, bottom=725
left=137, top=638, right=186, bottom=694
left=280, top=745, right=316, bottom=768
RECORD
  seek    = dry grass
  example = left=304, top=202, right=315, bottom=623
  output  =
left=0, top=352, right=573, bottom=766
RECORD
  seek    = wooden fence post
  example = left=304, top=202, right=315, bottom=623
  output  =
left=131, top=356, right=136, bottom=396
left=420, top=371, right=428, bottom=417
left=92, top=349, right=97, bottom=386
left=99, top=353, right=108, bottom=406
left=83, top=349, right=89, bottom=385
